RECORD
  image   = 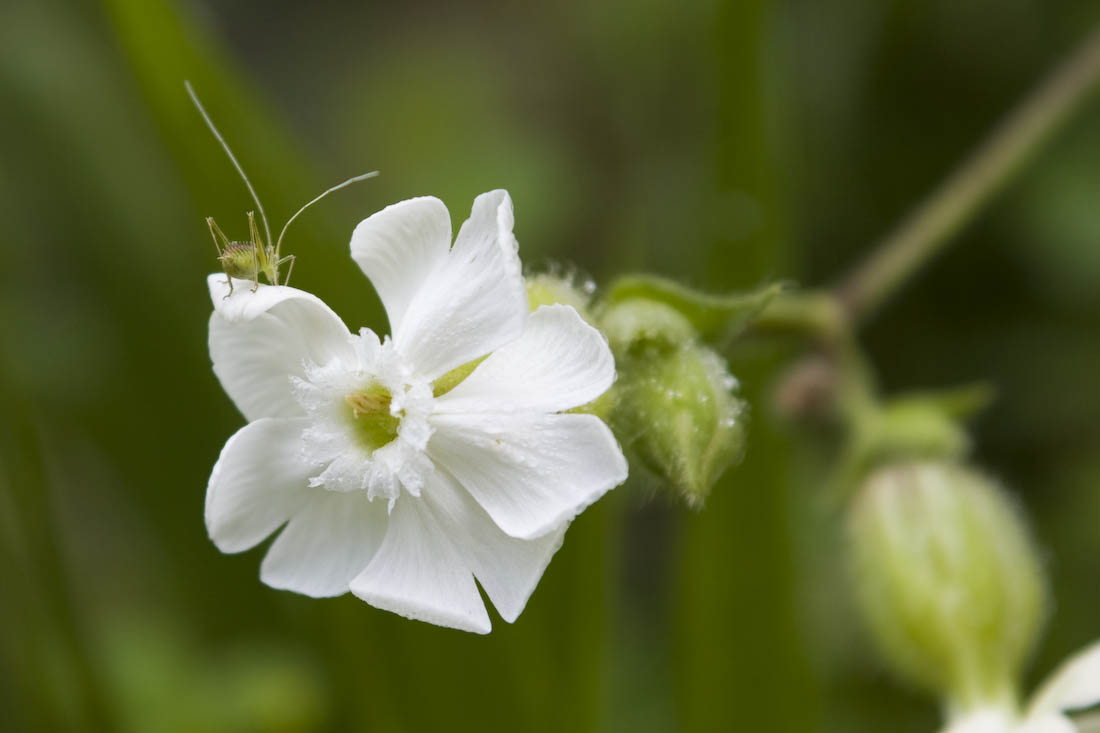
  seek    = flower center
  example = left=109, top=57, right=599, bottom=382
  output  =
left=345, top=383, right=401, bottom=451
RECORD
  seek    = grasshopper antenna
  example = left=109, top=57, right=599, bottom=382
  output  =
left=275, top=171, right=379, bottom=257
left=184, top=80, right=273, bottom=247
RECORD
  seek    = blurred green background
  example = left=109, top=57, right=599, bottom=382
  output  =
left=3, top=0, right=1100, bottom=730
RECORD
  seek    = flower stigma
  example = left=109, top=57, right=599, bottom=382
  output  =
left=345, top=383, right=401, bottom=451
left=290, top=330, right=436, bottom=505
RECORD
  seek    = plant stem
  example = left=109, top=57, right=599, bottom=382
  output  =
left=752, top=292, right=846, bottom=339
left=759, top=25, right=1100, bottom=421
left=836, top=24, right=1100, bottom=322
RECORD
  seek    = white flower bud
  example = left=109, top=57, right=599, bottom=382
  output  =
left=848, top=462, right=1048, bottom=713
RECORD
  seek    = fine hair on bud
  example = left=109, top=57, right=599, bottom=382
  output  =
left=847, top=461, right=1048, bottom=714
left=614, top=342, right=746, bottom=506
left=526, top=270, right=597, bottom=322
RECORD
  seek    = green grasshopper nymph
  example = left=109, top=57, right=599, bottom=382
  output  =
left=185, top=80, right=377, bottom=295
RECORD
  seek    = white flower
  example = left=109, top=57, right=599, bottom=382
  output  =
left=941, top=641, right=1100, bottom=733
left=204, top=190, right=628, bottom=633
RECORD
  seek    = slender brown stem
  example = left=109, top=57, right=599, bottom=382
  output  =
left=836, top=24, right=1100, bottom=322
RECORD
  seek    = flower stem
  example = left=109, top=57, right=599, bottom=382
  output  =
left=756, top=24, right=1100, bottom=424
left=836, top=24, right=1100, bottom=322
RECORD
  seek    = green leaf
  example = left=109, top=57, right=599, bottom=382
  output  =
left=897, top=383, right=996, bottom=421
left=827, top=386, right=994, bottom=502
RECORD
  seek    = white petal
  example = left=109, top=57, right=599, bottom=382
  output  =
left=938, top=709, right=1015, bottom=733
left=427, top=413, right=628, bottom=540
left=1017, top=714, right=1075, bottom=733
left=391, top=190, right=528, bottom=380
left=424, top=470, right=566, bottom=623
left=260, top=491, right=388, bottom=598
left=1029, top=640, right=1100, bottom=717
left=432, top=304, right=615, bottom=414
left=349, top=197, right=452, bottom=334
left=205, top=418, right=313, bottom=553
left=349, top=496, right=491, bottom=633
left=208, top=275, right=353, bottom=421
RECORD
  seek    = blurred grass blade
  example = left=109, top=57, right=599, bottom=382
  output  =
left=673, top=1, right=820, bottom=730
left=0, top=378, right=116, bottom=730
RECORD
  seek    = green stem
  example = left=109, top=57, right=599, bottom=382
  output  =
left=836, top=24, right=1100, bottom=322
left=757, top=24, right=1100, bottom=423
left=751, top=292, right=846, bottom=340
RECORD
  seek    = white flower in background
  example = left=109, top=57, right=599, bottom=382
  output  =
left=205, top=190, right=628, bottom=633
left=941, top=641, right=1100, bottom=733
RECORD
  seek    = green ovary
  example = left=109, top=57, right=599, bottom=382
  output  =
left=345, top=384, right=401, bottom=451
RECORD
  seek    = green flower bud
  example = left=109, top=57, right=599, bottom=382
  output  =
left=616, top=343, right=746, bottom=505
left=599, top=298, right=697, bottom=352
left=848, top=462, right=1048, bottom=713
left=526, top=273, right=595, bottom=323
